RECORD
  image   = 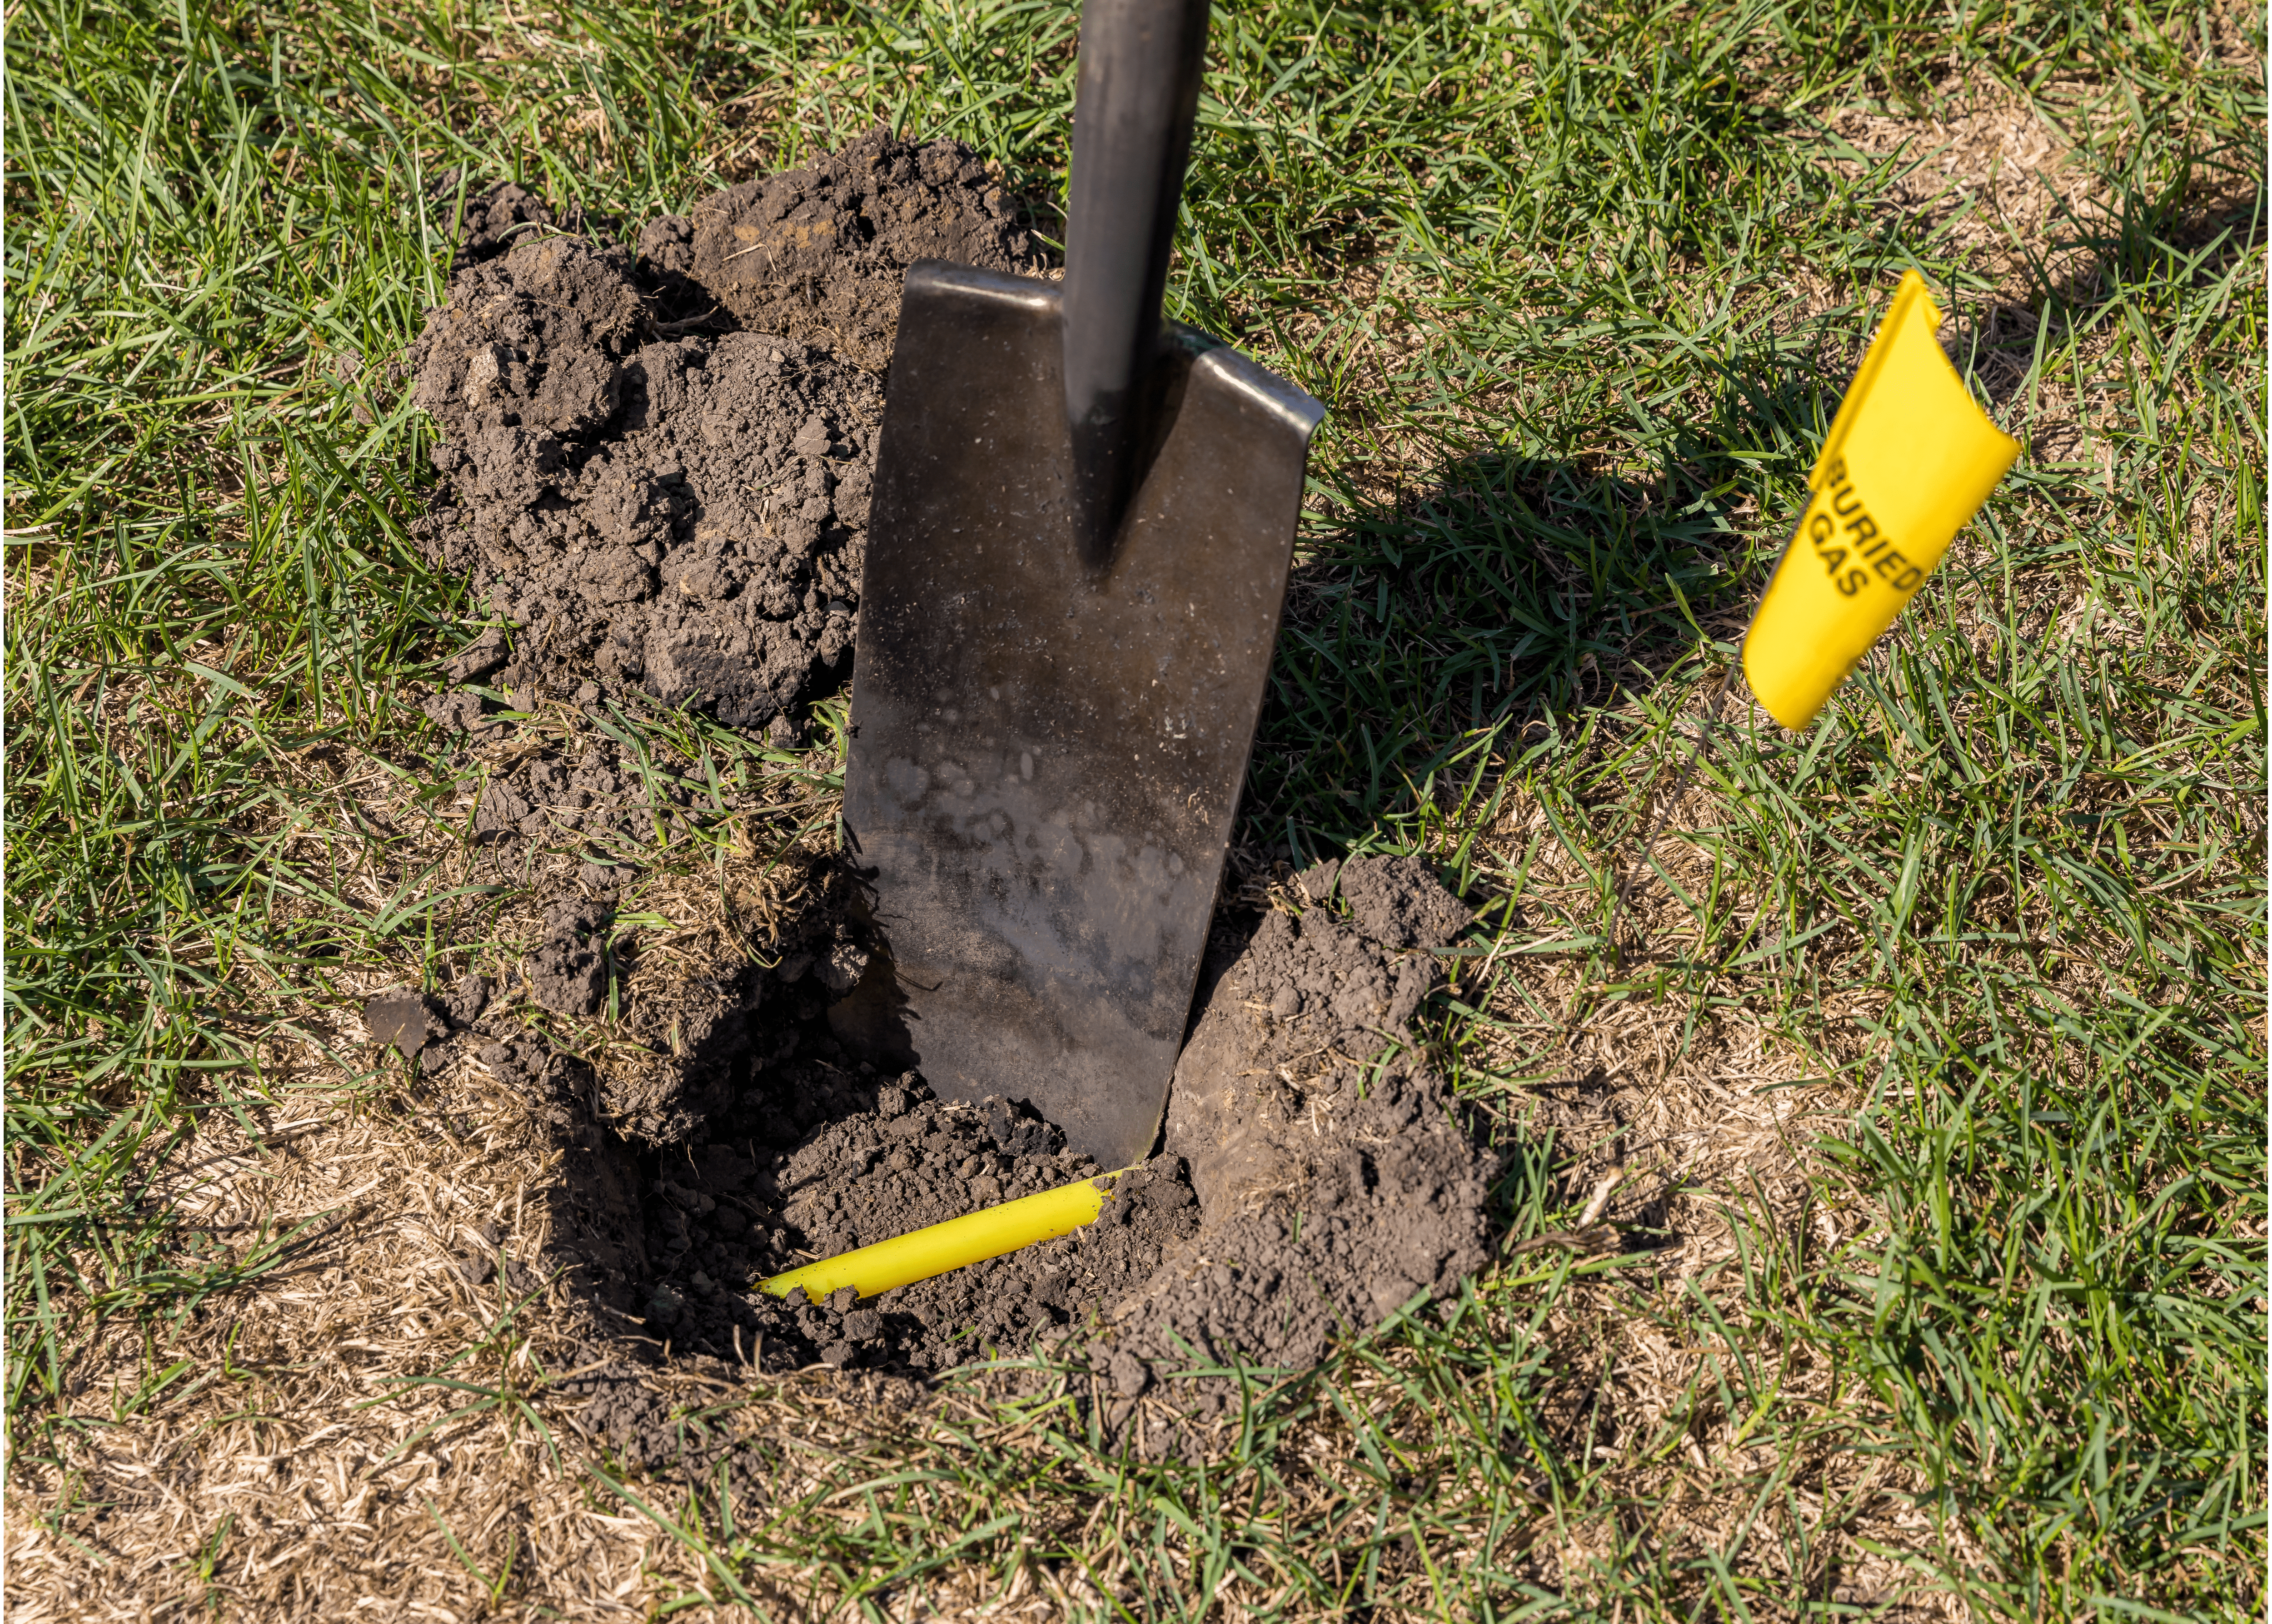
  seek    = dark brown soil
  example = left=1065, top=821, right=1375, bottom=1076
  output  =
left=431, top=174, right=620, bottom=278
left=464, top=852, right=1490, bottom=1427
left=683, top=124, right=1046, bottom=371
left=392, top=139, right=1504, bottom=1466
left=403, top=129, right=1036, bottom=741
left=406, top=241, right=880, bottom=735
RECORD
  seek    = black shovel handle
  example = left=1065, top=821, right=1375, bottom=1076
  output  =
left=1061, top=0, right=1212, bottom=551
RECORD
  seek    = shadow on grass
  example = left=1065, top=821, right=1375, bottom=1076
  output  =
left=1249, top=445, right=1764, bottom=865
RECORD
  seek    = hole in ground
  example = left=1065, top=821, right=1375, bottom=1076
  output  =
left=434, top=846, right=1505, bottom=1468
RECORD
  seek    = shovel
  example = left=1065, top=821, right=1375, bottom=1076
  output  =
left=832, top=0, right=1324, bottom=1167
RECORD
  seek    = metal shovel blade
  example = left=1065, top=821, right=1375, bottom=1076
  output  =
left=832, top=261, right=1323, bottom=1168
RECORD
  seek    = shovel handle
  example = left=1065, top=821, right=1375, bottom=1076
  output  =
left=1061, top=0, right=1212, bottom=546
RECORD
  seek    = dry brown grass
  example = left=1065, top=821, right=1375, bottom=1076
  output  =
left=4, top=1054, right=651, bottom=1621
left=1825, top=70, right=2114, bottom=299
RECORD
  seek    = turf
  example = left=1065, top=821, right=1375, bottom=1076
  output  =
left=4, top=0, right=2264, bottom=1616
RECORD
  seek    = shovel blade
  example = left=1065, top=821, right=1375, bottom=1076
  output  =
left=835, top=262, right=1322, bottom=1167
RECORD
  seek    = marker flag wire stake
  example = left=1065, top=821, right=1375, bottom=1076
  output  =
left=1600, top=665, right=1734, bottom=967
left=1742, top=271, right=2021, bottom=730
left=758, top=1166, right=1136, bottom=1303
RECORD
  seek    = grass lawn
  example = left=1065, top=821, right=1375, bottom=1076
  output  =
left=5, top=0, right=2264, bottom=1617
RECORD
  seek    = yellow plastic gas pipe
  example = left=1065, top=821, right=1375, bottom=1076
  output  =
left=758, top=1168, right=1131, bottom=1303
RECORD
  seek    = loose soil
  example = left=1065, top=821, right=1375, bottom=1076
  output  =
left=678, top=124, right=1046, bottom=370
left=405, top=127, right=1038, bottom=741
left=392, top=137, right=1503, bottom=1462
left=388, top=844, right=1493, bottom=1469
left=407, top=243, right=882, bottom=737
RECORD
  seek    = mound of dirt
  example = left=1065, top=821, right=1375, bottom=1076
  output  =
left=681, top=124, right=1045, bottom=370
left=407, top=238, right=881, bottom=734
left=404, top=129, right=1037, bottom=741
left=1088, top=889, right=1493, bottom=1450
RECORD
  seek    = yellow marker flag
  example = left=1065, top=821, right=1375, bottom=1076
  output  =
left=1742, top=271, right=2020, bottom=729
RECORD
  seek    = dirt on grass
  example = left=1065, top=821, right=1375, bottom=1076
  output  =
left=15, top=15, right=2242, bottom=1602
left=370, top=132, right=1506, bottom=1468
left=404, top=126, right=1039, bottom=745
left=378, top=840, right=1496, bottom=1473
left=406, top=237, right=882, bottom=739
left=3, top=130, right=1944, bottom=1624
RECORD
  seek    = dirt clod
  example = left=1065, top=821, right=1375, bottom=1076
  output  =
left=435, top=176, right=619, bottom=277
left=527, top=900, right=611, bottom=1017
left=440, top=972, right=491, bottom=1028
left=364, top=988, right=442, bottom=1056
left=1337, top=853, right=1474, bottom=950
